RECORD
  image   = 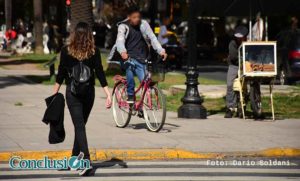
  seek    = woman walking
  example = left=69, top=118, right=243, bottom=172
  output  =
left=53, top=22, right=111, bottom=176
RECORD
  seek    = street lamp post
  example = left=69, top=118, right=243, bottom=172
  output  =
left=177, top=0, right=207, bottom=119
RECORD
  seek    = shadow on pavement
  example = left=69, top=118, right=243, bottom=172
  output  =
left=129, top=122, right=180, bottom=133
left=0, top=59, right=49, bottom=66
left=23, top=75, right=52, bottom=84
left=0, top=76, right=36, bottom=89
left=91, top=158, right=128, bottom=175
left=93, top=158, right=128, bottom=169
left=0, top=75, right=53, bottom=89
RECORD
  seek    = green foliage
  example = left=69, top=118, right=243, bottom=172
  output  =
left=12, top=54, right=56, bottom=63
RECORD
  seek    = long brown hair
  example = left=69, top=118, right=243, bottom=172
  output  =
left=68, top=22, right=95, bottom=61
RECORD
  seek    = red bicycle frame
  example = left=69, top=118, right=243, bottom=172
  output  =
left=113, top=73, right=160, bottom=111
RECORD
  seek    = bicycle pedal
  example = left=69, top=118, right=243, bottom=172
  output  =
left=130, top=109, right=137, bottom=115
left=137, top=110, right=144, bottom=118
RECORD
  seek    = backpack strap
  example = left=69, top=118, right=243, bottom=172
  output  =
left=124, top=26, right=129, bottom=39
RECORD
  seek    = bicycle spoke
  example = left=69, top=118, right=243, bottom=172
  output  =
left=150, top=90, right=159, bottom=127
left=112, top=82, right=131, bottom=128
left=143, top=86, right=166, bottom=132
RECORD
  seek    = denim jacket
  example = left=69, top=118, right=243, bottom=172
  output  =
left=108, top=19, right=165, bottom=61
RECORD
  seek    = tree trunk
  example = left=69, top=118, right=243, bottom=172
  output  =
left=5, top=0, right=12, bottom=30
left=70, top=0, right=94, bottom=31
left=33, top=0, right=43, bottom=54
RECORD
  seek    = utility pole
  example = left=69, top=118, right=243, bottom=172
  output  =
left=177, top=0, right=207, bottom=119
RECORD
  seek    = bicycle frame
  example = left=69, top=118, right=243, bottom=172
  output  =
left=113, top=72, right=160, bottom=112
left=133, top=76, right=152, bottom=110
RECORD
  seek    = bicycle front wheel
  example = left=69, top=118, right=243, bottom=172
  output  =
left=143, top=86, right=166, bottom=132
left=112, top=82, right=131, bottom=128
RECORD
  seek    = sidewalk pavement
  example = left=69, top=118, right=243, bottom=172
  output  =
left=0, top=69, right=300, bottom=160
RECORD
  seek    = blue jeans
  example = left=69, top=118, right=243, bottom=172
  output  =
left=121, top=58, right=146, bottom=96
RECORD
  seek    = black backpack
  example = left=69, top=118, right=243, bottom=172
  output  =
left=69, top=62, right=91, bottom=96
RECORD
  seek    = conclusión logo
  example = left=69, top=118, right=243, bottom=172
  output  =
left=9, top=155, right=90, bottom=170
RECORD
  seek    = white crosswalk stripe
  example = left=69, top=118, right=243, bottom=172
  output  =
left=0, top=160, right=299, bottom=180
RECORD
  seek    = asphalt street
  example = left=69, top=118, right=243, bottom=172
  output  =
left=0, top=158, right=299, bottom=180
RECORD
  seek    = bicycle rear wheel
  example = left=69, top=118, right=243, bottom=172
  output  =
left=250, top=81, right=262, bottom=119
left=143, top=86, right=166, bottom=132
left=112, top=82, right=131, bottom=128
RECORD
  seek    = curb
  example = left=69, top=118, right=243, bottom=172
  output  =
left=0, top=148, right=299, bottom=162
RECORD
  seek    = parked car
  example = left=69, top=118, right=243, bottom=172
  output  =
left=277, top=30, right=300, bottom=85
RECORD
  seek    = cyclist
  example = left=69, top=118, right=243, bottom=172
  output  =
left=110, top=6, right=167, bottom=104
left=225, top=26, right=248, bottom=118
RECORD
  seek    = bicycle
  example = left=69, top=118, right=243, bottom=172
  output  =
left=111, top=59, right=166, bottom=132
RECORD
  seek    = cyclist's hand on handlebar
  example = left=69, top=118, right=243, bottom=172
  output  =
left=160, top=51, right=167, bottom=61
left=121, top=52, right=129, bottom=61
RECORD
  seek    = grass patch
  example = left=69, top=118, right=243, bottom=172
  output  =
left=25, top=52, right=225, bottom=89
left=262, top=94, right=300, bottom=119
left=9, top=53, right=57, bottom=70
left=158, top=73, right=224, bottom=90
left=95, top=72, right=225, bottom=90
left=166, top=92, right=184, bottom=112
left=12, top=53, right=57, bottom=63
left=166, top=93, right=300, bottom=118
left=166, top=92, right=225, bottom=114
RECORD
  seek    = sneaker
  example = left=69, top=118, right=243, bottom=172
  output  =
left=224, top=108, right=233, bottom=118
left=79, top=166, right=94, bottom=176
left=137, top=110, right=144, bottom=118
left=127, top=95, right=135, bottom=104
left=70, top=152, right=84, bottom=171
left=138, top=110, right=150, bottom=120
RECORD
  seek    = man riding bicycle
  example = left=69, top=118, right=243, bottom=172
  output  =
left=109, top=6, right=167, bottom=104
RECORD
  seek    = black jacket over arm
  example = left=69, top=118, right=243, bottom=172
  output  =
left=42, top=93, right=65, bottom=144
